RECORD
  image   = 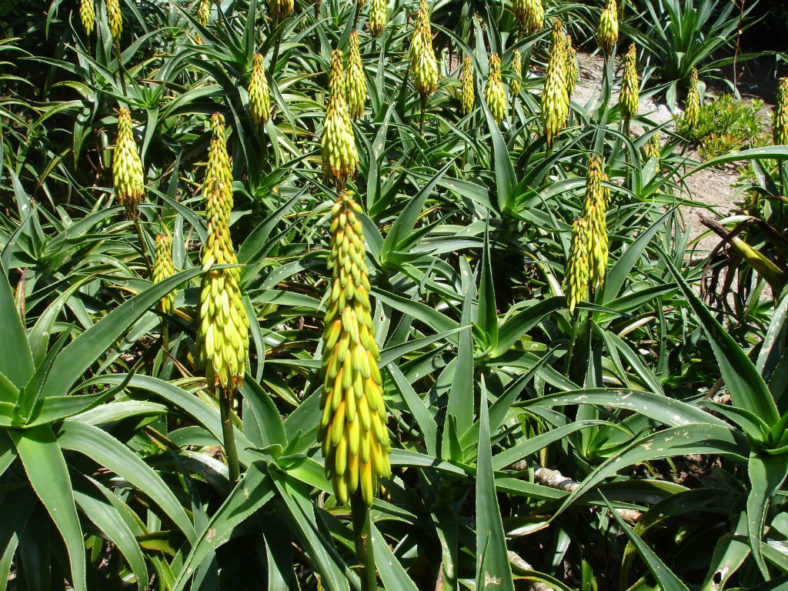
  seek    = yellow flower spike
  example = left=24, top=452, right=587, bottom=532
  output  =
left=249, top=53, right=271, bottom=125
left=197, top=0, right=211, bottom=25
left=346, top=31, right=367, bottom=121
left=513, top=0, right=543, bottom=36
left=541, top=19, right=569, bottom=146
left=319, top=189, right=390, bottom=506
left=564, top=217, right=590, bottom=314
left=409, top=0, right=439, bottom=100
left=322, top=49, right=358, bottom=188
left=112, top=107, right=145, bottom=220
left=684, top=67, right=700, bottom=132
left=80, top=0, right=95, bottom=35
left=644, top=131, right=661, bottom=171
left=581, top=156, right=609, bottom=290
left=268, top=0, right=294, bottom=22
left=774, top=78, right=788, bottom=146
left=369, top=0, right=387, bottom=36
left=619, top=43, right=639, bottom=134
left=565, top=34, right=578, bottom=102
left=511, top=49, right=522, bottom=98
left=153, top=234, right=176, bottom=314
left=197, top=113, right=250, bottom=391
left=107, top=0, right=122, bottom=40
left=484, top=52, right=506, bottom=125
left=596, top=0, right=618, bottom=57
left=460, top=55, right=474, bottom=116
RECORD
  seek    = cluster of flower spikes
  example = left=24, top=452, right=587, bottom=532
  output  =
left=346, top=31, right=367, bottom=121
left=197, top=113, right=250, bottom=391
left=409, top=0, right=439, bottom=100
left=153, top=234, right=176, bottom=314
left=619, top=43, right=639, bottom=133
left=563, top=156, right=609, bottom=312
left=582, top=155, right=610, bottom=290
left=319, top=189, right=391, bottom=506
left=511, top=50, right=522, bottom=98
left=565, top=34, right=578, bottom=101
left=369, top=0, right=387, bottom=35
left=541, top=19, right=569, bottom=146
left=269, top=0, right=294, bottom=22
left=107, top=0, right=122, bottom=40
left=322, top=49, right=358, bottom=188
left=249, top=53, right=271, bottom=125
left=513, top=0, right=544, bottom=36
left=596, top=0, right=618, bottom=57
left=684, top=67, right=700, bottom=131
left=773, top=77, right=787, bottom=145
left=484, top=52, right=506, bottom=125
left=113, top=106, right=145, bottom=219
left=80, top=0, right=94, bottom=35
left=461, top=56, right=474, bottom=116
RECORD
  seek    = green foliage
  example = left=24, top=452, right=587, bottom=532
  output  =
left=0, top=0, right=785, bottom=590
left=677, top=93, right=770, bottom=161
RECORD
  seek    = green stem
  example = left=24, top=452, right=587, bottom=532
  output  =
left=269, top=26, right=282, bottom=78
left=419, top=95, right=426, bottom=136
left=564, top=307, right=581, bottom=377
left=162, top=320, right=169, bottom=353
left=132, top=217, right=153, bottom=277
left=114, top=38, right=127, bottom=96
left=219, top=386, right=241, bottom=484
left=351, top=491, right=376, bottom=591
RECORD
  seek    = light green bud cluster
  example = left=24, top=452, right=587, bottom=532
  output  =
left=461, top=56, right=474, bottom=116
left=484, top=52, right=506, bottom=125
left=346, top=31, right=367, bottom=120
left=80, top=0, right=95, bottom=35
left=369, top=0, right=387, bottom=35
left=409, top=0, right=439, bottom=99
left=322, top=49, right=358, bottom=188
left=542, top=19, right=569, bottom=146
left=107, top=0, right=122, bottom=39
left=596, top=0, right=618, bottom=57
left=113, top=107, right=145, bottom=219
left=684, top=68, right=700, bottom=131
left=153, top=234, right=176, bottom=314
left=513, top=0, right=543, bottom=36
left=773, top=77, right=787, bottom=145
left=619, top=43, right=639, bottom=132
left=249, top=53, right=271, bottom=125
left=511, top=49, right=522, bottom=97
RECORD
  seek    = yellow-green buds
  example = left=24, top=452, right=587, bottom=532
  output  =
left=564, top=216, right=589, bottom=313
left=409, top=0, right=439, bottom=100
left=565, top=34, right=578, bottom=101
left=346, top=31, right=367, bottom=121
left=268, top=0, right=294, bottom=22
left=197, top=0, right=210, bottom=25
left=80, top=0, right=95, bottom=35
left=684, top=67, right=700, bottom=131
left=107, top=0, right=122, bottom=39
left=513, top=0, right=544, bottom=36
left=461, top=56, right=474, bottom=116
left=596, top=0, right=618, bottom=57
left=319, top=189, right=390, bottom=506
left=249, top=53, right=271, bottom=125
left=773, top=77, right=787, bottom=145
left=369, top=0, right=387, bottom=35
left=113, top=107, right=145, bottom=219
left=153, top=234, right=176, bottom=314
left=619, top=43, right=639, bottom=133
left=322, top=49, right=358, bottom=188
left=581, top=155, right=609, bottom=289
left=511, top=49, right=522, bottom=97
left=644, top=131, right=660, bottom=171
left=198, top=113, right=250, bottom=391
left=484, top=52, right=506, bottom=125
left=542, top=19, right=569, bottom=146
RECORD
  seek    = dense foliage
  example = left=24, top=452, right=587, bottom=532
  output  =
left=1, top=0, right=788, bottom=590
